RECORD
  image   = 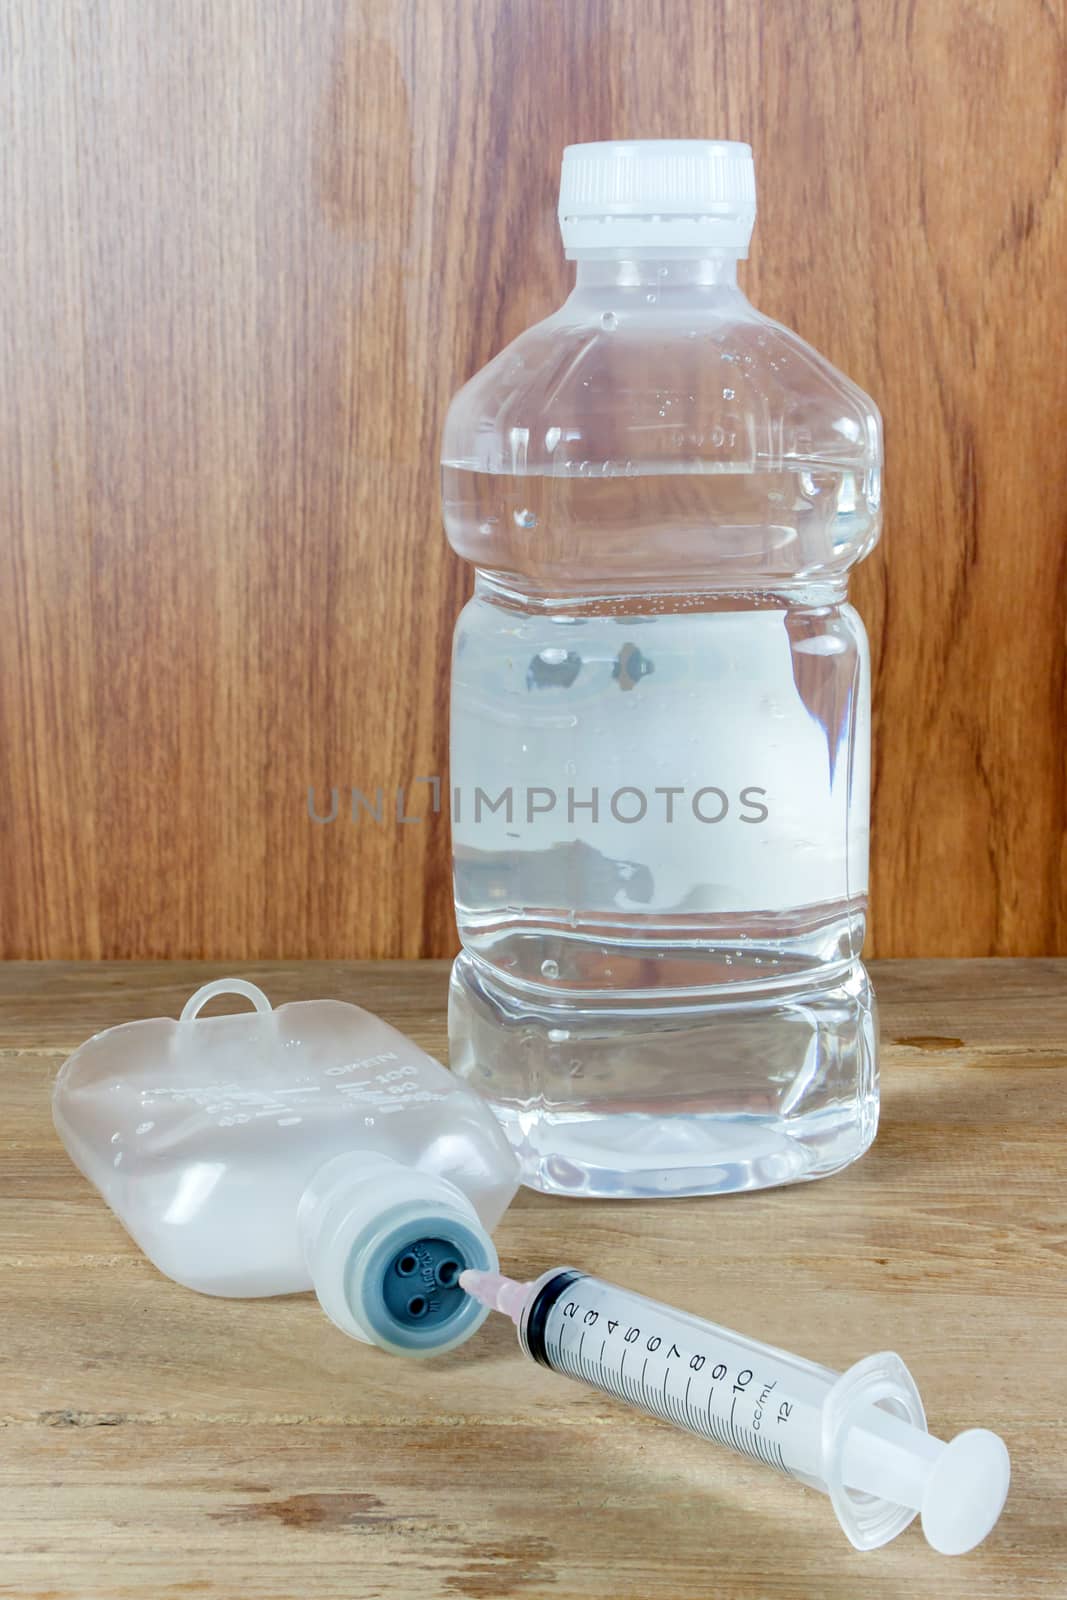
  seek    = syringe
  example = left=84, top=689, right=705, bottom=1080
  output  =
left=461, top=1266, right=1010, bottom=1555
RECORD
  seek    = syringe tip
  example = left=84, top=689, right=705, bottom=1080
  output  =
left=459, top=1268, right=531, bottom=1326
left=921, top=1429, right=1011, bottom=1556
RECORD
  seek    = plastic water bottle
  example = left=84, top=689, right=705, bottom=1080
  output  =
left=443, top=141, right=882, bottom=1199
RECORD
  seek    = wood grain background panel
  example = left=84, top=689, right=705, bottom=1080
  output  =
left=1, top=0, right=1065, bottom=959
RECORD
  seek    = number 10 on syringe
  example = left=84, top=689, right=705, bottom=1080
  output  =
left=461, top=1267, right=1010, bottom=1556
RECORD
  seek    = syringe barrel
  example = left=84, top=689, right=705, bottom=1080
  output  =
left=519, top=1269, right=839, bottom=1490
left=517, top=1269, right=936, bottom=1550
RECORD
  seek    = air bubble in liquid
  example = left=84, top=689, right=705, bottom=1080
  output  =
left=513, top=508, right=537, bottom=529
left=541, top=959, right=560, bottom=979
left=600, top=311, right=618, bottom=331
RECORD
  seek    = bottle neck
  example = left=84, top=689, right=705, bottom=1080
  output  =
left=569, top=252, right=742, bottom=294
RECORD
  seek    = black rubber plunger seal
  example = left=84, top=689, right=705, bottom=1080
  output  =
left=523, top=1270, right=584, bottom=1367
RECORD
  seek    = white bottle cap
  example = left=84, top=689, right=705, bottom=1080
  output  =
left=558, top=140, right=756, bottom=257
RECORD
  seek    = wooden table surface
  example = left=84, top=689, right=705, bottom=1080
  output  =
left=2, top=960, right=1065, bottom=1600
